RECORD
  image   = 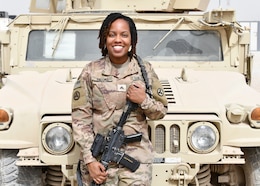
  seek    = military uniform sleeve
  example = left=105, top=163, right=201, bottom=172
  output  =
left=71, top=68, right=96, bottom=165
left=140, top=62, right=168, bottom=120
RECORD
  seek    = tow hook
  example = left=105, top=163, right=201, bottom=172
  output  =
left=169, top=164, right=194, bottom=186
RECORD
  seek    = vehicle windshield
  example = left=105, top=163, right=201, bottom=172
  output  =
left=26, top=30, right=223, bottom=62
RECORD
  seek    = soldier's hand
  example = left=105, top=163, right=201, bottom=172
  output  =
left=127, top=81, right=146, bottom=104
left=87, top=161, right=107, bottom=184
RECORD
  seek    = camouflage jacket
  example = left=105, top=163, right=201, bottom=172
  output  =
left=71, top=56, right=167, bottom=165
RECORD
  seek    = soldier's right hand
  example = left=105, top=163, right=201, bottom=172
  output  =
left=87, top=161, right=108, bottom=184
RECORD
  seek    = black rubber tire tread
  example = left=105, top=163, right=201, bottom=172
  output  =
left=243, top=147, right=260, bottom=186
left=0, top=149, right=42, bottom=186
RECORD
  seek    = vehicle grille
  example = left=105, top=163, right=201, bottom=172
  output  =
left=155, top=125, right=165, bottom=153
left=170, top=124, right=180, bottom=153
left=154, top=124, right=180, bottom=154
left=160, top=80, right=176, bottom=104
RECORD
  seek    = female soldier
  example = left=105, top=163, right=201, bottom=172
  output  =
left=72, top=12, right=168, bottom=186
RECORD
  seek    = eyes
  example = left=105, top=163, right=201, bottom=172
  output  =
left=108, top=31, right=130, bottom=38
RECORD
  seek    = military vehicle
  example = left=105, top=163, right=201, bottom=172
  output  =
left=0, top=0, right=259, bottom=185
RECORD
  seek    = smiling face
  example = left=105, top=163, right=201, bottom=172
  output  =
left=106, top=18, right=131, bottom=64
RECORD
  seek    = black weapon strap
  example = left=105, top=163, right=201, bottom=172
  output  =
left=117, top=55, right=151, bottom=127
left=77, top=160, right=83, bottom=186
left=118, top=55, right=152, bottom=124
left=135, top=55, right=153, bottom=99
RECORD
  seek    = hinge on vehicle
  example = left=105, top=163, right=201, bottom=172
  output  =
left=220, top=146, right=245, bottom=164
left=0, top=72, right=5, bottom=88
left=169, top=164, right=194, bottom=186
left=16, top=147, right=44, bottom=166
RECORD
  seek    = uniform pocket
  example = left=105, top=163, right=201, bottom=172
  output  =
left=93, top=77, right=128, bottom=111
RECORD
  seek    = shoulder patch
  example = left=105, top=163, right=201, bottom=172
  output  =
left=72, top=79, right=88, bottom=109
left=152, top=78, right=168, bottom=107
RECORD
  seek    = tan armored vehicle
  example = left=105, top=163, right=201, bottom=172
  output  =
left=0, top=0, right=259, bottom=185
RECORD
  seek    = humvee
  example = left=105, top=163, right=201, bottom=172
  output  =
left=0, top=0, right=259, bottom=185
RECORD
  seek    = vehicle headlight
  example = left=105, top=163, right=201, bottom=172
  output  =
left=0, top=107, right=13, bottom=130
left=42, top=123, right=74, bottom=155
left=249, top=107, right=260, bottom=128
left=188, top=122, right=219, bottom=153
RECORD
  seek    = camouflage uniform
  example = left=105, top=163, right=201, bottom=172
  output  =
left=72, top=56, right=167, bottom=185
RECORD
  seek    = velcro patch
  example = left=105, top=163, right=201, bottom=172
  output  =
left=72, top=79, right=87, bottom=109
left=152, top=78, right=168, bottom=107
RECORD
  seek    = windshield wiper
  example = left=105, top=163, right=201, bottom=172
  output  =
left=153, top=17, right=184, bottom=50
left=49, top=17, right=70, bottom=56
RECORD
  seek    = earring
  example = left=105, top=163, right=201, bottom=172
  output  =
left=128, top=45, right=132, bottom=52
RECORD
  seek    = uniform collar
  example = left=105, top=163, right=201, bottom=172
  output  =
left=102, top=56, right=139, bottom=78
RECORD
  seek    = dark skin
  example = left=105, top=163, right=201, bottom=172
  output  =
left=127, top=81, right=146, bottom=104
left=87, top=19, right=146, bottom=184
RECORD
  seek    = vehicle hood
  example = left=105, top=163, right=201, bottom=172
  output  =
left=0, top=69, right=82, bottom=116
left=155, top=68, right=260, bottom=112
left=1, top=67, right=259, bottom=116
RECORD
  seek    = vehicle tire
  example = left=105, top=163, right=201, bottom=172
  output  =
left=0, top=149, right=42, bottom=186
left=243, top=147, right=260, bottom=186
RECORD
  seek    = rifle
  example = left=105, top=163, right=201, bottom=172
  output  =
left=90, top=100, right=142, bottom=186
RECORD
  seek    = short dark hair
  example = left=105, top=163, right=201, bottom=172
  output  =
left=98, top=13, right=137, bottom=59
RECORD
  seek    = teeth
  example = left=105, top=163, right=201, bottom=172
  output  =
left=113, top=46, right=123, bottom=49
